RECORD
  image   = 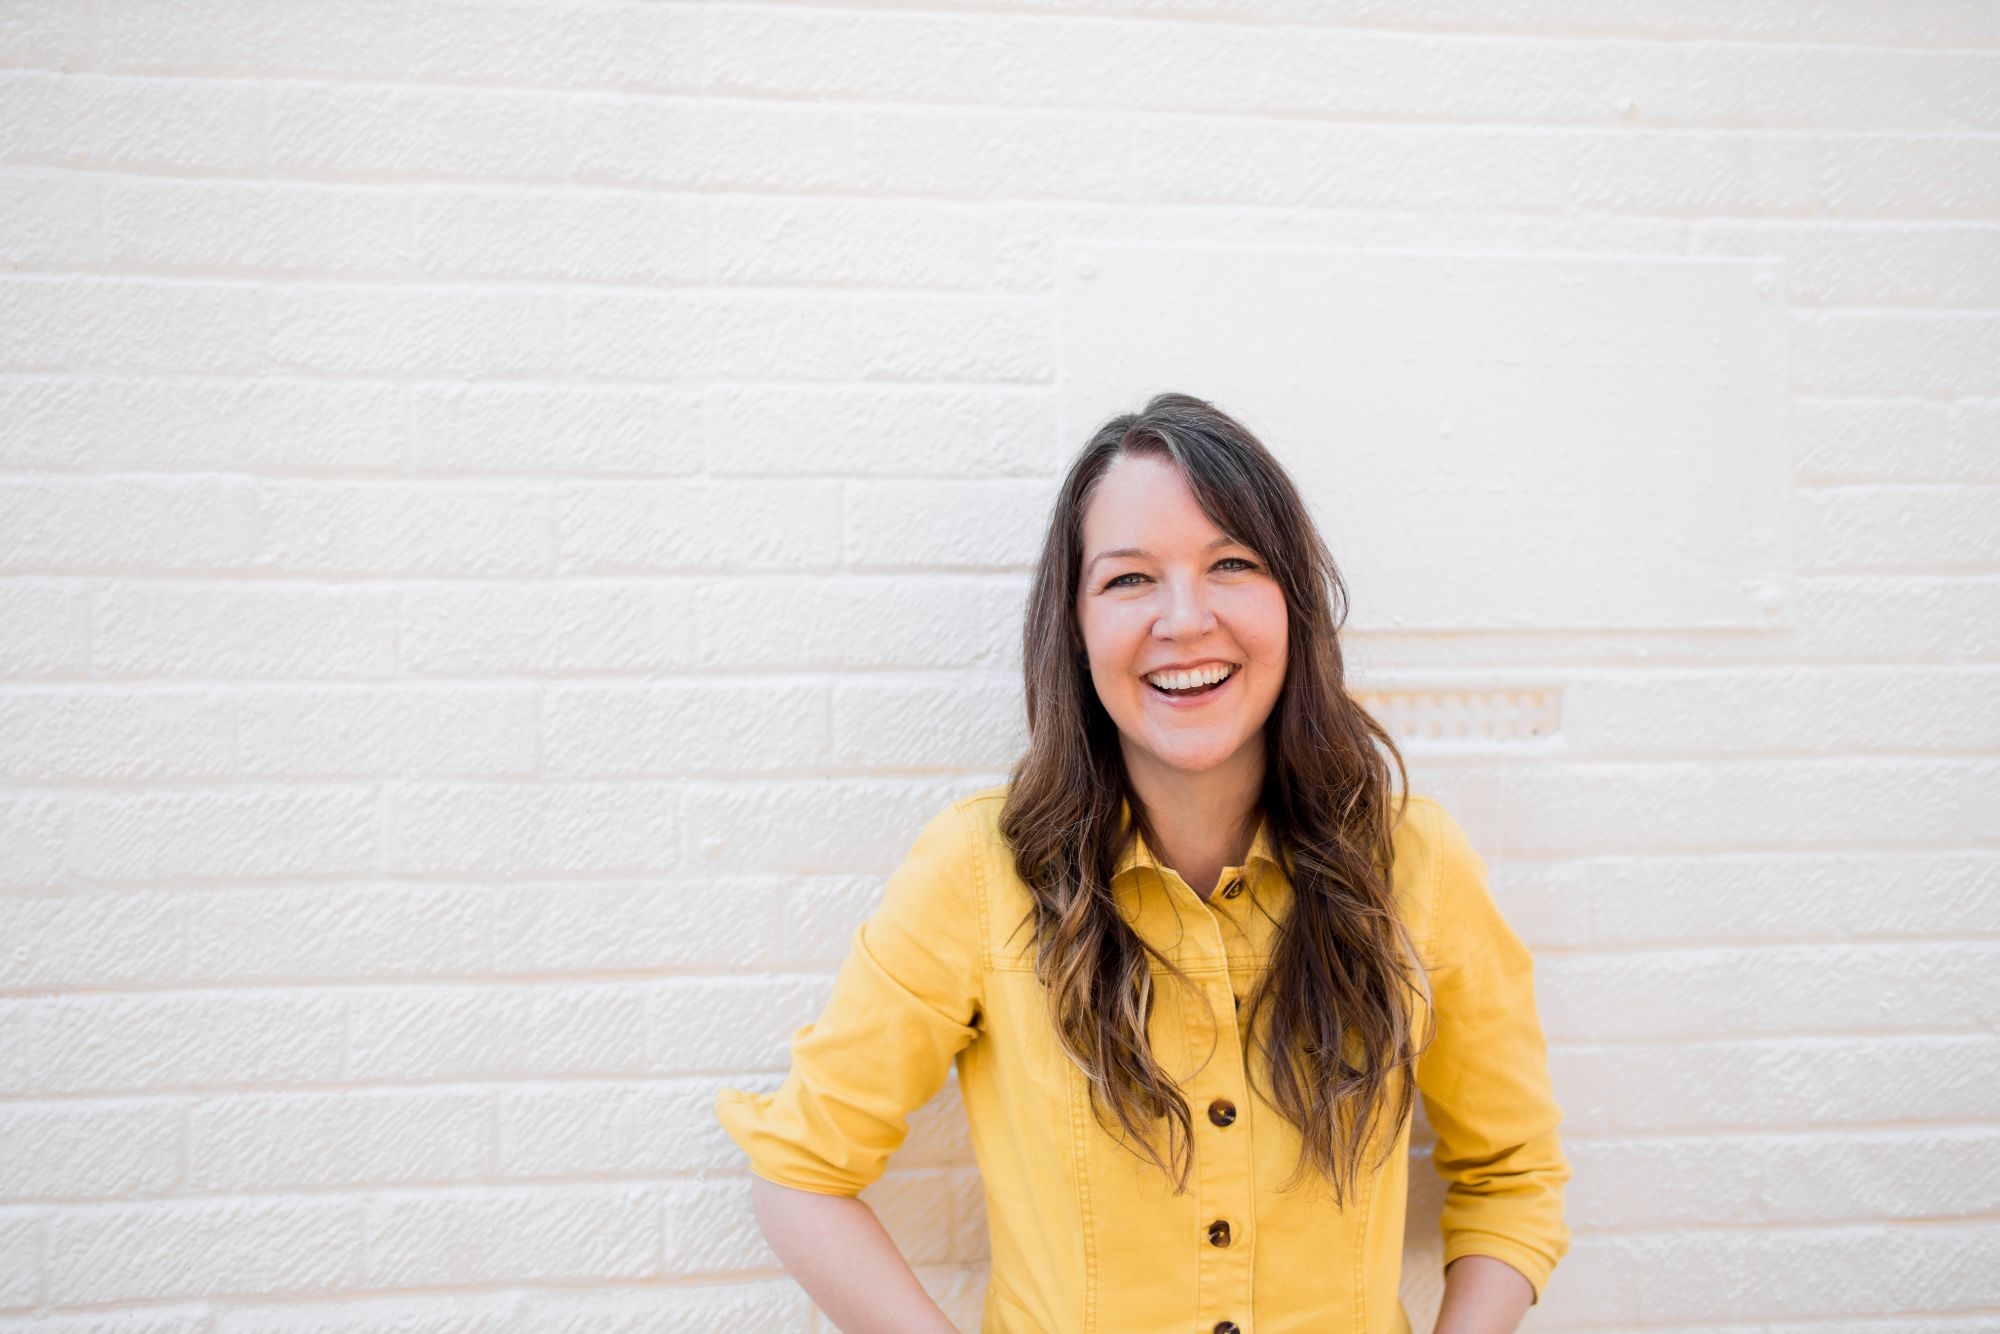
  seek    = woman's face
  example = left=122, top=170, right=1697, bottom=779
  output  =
left=1074, top=452, right=1289, bottom=785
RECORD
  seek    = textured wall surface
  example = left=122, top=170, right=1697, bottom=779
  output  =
left=2, top=2, right=1998, bottom=1329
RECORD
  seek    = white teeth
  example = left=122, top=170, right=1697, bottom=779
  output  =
left=1145, top=663, right=1237, bottom=691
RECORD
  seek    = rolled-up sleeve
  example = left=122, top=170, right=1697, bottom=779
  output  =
left=714, top=798, right=986, bottom=1197
left=1413, top=800, right=1572, bottom=1304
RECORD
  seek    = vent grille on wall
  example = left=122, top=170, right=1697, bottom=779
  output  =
left=1356, top=686, right=1562, bottom=744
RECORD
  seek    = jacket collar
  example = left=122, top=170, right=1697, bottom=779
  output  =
left=1111, top=797, right=1281, bottom=885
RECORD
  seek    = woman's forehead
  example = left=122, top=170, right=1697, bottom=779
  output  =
left=1082, top=456, right=1223, bottom=543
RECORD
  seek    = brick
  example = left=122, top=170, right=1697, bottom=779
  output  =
left=1694, top=222, right=2000, bottom=307
left=1796, top=312, right=2000, bottom=396
left=652, top=976, right=829, bottom=1074
left=1555, top=1034, right=1999, bottom=1132
left=0, top=794, right=66, bottom=889
left=498, top=1077, right=747, bottom=1177
left=185, top=883, right=494, bottom=981
left=574, top=98, right=856, bottom=191
left=488, top=877, right=787, bottom=973
left=348, top=980, right=649, bottom=1082
left=235, top=684, right=538, bottom=778
left=95, top=378, right=408, bottom=472
left=0, top=688, right=236, bottom=783
left=698, top=577, right=1009, bottom=670
left=408, top=1, right=699, bottom=91
left=1790, top=399, right=1947, bottom=483
left=0, top=378, right=95, bottom=469
left=709, top=196, right=997, bottom=291
left=96, top=0, right=406, bottom=78
left=95, top=585, right=399, bottom=679
left=381, top=781, right=680, bottom=875
left=0, top=582, right=86, bottom=678
left=414, top=188, right=705, bottom=285
left=105, top=179, right=411, bottom=277
left=0, top=278, right=266, bottom=374
left=1562, top=666, right=2000, bottom=753
left=269, top=287, right=566, bottom=379
left=0, top=890, right=183, bottom=988
left=845, top=479, right=1054, bottom=568
left=682, top=777, right=987, bottom=876
left=19, top=990, right=345, bottom=1096
left=571, top=290, right=1053, bottom=383
left=704, top=385, right=1054, bottom=477
left=408, top=384, right=701, bottom=476
left=0, top=1, right=92, bottom=70
left=1542, top=942, right=1998, bottom=1042
left=543, top=681, right=829, bottom=775
left=1797, top=485, right=2000, bottom=569
left=0, top=170, right=103, bottom=269
left=65, top=785, right=379, bottom=881
left=45, top=1197, right=363, bottom=1304
left=1500, top=758, right=2000, bottom=853
left=1618, top=1222, right=1998, bottom=1321
left=829, top=676, right=1025, bottom=770
left=1522, top=848, right=2000, bottom=948
left=0, top=478, right=254, bottom=572
left=1796, top=575, right=2000, bottom=660
left=401, top=582, right=691, bottom=675
left=1946, top=400, right=2000, bottom=480
left=251, top=482, right=552, bottom=576
left=0, top=72, right=264, bottom=172
left=0, top=1100, right=179, bottom=1200
left=556, top=480, right=840, bottom=573
left=188, top=1088, right=486, bottom=1192
left=267, top=83, right=571, bottom=179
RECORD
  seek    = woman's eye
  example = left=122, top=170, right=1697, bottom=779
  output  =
left=1105, top=558, right=1258, bottom=589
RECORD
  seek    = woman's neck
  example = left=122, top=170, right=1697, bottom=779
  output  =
left=1122, top=743, right=1264, bottom=900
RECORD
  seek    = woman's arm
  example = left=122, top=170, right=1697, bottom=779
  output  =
left=750, top=1175, right=959, bottom=1334
left=1433, top=1254, right=1535, bottom=1334
left=1412, top=801, right=1572, bottom=1308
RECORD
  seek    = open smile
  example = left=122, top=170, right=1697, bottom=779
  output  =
left=1143, top=663, right=1239, bottom=709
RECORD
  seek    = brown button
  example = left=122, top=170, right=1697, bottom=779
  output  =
left=1214, top=1323, right=1241, bottom=1334
left=1207, top=1098, right=1236, bottom=1127
left=1208, top=1218, right=1231, bottom=1247
left=1221, top=878, right=1243, bottom=898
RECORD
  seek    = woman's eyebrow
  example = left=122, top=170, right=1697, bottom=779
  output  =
left=1085, top=534, right=1240, bottom=574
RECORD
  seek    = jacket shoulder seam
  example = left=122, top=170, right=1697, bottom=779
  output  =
left=1425, top=796, right=1447, bottom=969
left=948, top=795, right=995, bottom=978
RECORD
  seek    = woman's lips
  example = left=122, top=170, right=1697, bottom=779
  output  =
left=1144, top=667, right=1238, bottom=710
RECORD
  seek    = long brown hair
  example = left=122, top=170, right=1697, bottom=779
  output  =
left=997, top=391, right=1430, bottom=1203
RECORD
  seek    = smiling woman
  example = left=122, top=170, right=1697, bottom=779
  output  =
left=716, top=392, right=1570, bottom=1334
left=1074, top=450, right=1290, bottom=901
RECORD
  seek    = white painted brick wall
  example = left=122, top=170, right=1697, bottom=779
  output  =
left=2, top=2, right=1996, bottom=1329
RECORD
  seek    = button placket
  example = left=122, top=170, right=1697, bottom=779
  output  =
left=1187, top=915, right=1254, bottom=1334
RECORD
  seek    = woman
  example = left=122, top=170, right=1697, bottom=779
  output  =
left=716, top=393, right=1571, bottom=1333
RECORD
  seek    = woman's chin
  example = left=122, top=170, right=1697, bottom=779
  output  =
left=1130, top=733, right=1248, bottom=776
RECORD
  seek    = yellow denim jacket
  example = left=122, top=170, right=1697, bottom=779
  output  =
left=715, top=784, right=1571, bottom=1333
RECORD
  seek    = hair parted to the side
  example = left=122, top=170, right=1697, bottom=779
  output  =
left=997, top=391, right=1432, bottom=1203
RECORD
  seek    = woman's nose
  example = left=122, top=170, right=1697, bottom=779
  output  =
left=1155, top=575, right=1217, bottom=637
